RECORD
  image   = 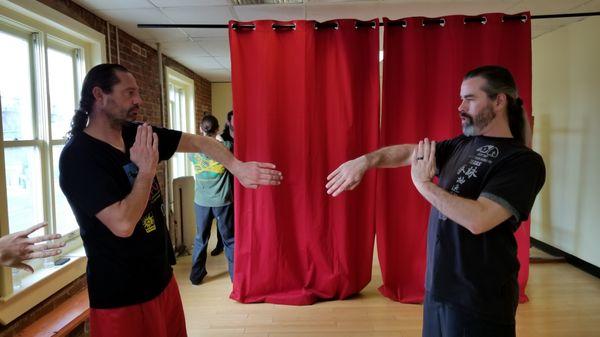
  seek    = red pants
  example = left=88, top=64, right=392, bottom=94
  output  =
left=90, top=276, right=187, bottom=337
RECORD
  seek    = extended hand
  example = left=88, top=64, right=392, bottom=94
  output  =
left=411, top=138, right=436, bottom=188
left=130, top=123, right=159, bottom=178
left=233, top=161, right=282, bottom=189
left=0, top=223, right=65, bottom=272
left=326, top=156, right=368, bottom=197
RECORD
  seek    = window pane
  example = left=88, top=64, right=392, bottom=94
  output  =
left=52, top=144, right=77, bottom=234
left=172, top=153, right=186, bottom=179
left=48, top=48, right=76, bottom=140
left=4, top=147, right=44, bottom=233
left=0, top=30, right=34, bottom=141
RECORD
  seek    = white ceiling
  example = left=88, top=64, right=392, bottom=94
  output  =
left=72, top=0, right=600, bottom=82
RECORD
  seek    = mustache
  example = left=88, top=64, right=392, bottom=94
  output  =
left=460, top=112, right=473, bottom=121
left=128, top=104, right=140, bottom=113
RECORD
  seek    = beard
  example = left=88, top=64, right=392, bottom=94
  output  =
left=461, top=104, right=496, bottom=136
left=104, top=107, right=138, bottom=131
left=126, top=105, right=139, bottom=120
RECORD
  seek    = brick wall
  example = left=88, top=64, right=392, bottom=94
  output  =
left=0, top=0, right=213, bottom=333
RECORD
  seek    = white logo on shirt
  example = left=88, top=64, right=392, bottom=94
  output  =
left=476, top=145, right=499, bottom=158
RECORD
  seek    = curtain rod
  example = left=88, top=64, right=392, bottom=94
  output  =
left=137, top=11, right=600, bottom=29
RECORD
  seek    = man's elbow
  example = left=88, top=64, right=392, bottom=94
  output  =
left=111, top=225, right=136, bottom=238
left=464, top=218, right=498, bottom=235
left=103, top=219, right=136, bottom=238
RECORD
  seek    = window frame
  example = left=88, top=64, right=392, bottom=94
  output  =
left=1, top=19, right=84, bottom=285
left=166, top=67, right=196, bottom=179
left=0, top=0, right=105, bottom=323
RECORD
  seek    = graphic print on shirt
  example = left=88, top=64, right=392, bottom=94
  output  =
left=122, top=162, right=161, bottom=233
left=192, top=154, right=226, bottom=180
left=123, top=162, right=138, bottom=185
left=439, top=144, right=501, bottom=221
left=452, top=145, right=500, bottom=193
left=142, top=213, right=156, bottom=233
left=122, top=162, right=161, bottom=204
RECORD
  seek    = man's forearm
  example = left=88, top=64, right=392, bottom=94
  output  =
left=414, top=181, right=509, bottom=235
left=365, top=144, right=416, bottom=168
left=97, top=172, right=154, bottom=237
left=177, top=133, right=240, bottom=172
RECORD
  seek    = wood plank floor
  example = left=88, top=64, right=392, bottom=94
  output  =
left=174, top=235, right=600, bottom=337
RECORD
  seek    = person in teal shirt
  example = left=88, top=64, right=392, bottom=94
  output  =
left=188, top=115, right=234, bottom=284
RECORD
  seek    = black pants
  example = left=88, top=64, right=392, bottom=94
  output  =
left=422, top=293, right=515, bottom=337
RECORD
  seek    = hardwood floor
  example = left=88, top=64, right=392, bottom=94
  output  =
left=174, top=237, right=600, bottom=337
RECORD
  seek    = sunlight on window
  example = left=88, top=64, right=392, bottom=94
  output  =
left=48, top=47, right=76, bottom=140
left=169, top=83, right=191, bottom=179
left=3, top=147, right=44, bottom=233
left=0, top=30, right=34, bottom=141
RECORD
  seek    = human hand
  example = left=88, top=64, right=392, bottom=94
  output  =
left=411, top=138, right=436, bottom=188
left=0, top=222, right=65, bottom=272
left=130, top=123, right=158, bottom=178
left=326, top=155, right=368, bottom=197
left=231, top=161, right=282, bottom=189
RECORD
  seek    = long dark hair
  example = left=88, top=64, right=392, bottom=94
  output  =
left=221, top=110, right=234, bottom=142
left=68, top=63, right=129, bottom=138
left=464, top=65, right=526, bottom=144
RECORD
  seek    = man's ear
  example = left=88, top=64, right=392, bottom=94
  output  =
left=495, top=92, right=508, bottom=110
left=92, top=86, right=104, bottom=101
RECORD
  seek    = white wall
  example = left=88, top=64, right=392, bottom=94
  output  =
left=531, top=16, right=600, bottom=267
left=211, top=82, right=233, bottom=131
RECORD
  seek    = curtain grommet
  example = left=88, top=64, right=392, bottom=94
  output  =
left=272, top=23, right=296, bottom=31
left=422, top=18, right=445, bottom=27
left=354, top=20, right=376, bottom=29
left=464, top=16, right=487, bottom=25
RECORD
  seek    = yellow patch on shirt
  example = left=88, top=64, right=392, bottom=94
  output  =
left=195, top=158, right=225, bottom=175
left=142, top=214, right=156, bottom=233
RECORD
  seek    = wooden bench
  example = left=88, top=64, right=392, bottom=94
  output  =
left=17, top=290, right=89, bottom=337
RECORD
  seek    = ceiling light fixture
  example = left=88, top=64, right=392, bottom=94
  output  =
left=231, top=0, right=304, bottom=5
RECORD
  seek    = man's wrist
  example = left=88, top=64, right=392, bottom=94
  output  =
left=414, top=179, right=434, bottom=193
left=136, top=170, right=155, bottom=181
left=227, top=158, right=242, bottom=177
left=361, top=154, right=374, bottom=170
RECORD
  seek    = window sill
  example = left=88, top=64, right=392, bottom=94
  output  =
left=0, top=248, right=87, bottom=325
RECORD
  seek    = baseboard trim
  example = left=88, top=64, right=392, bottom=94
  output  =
left=531, top=237, right=600, bottom=279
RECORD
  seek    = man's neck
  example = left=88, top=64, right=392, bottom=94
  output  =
left=84, top=116, right=126, bottom=152
left=480, top=114, right=513, bottom=138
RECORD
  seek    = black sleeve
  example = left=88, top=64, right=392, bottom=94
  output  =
left=151, top=125, right=182, bottom=161
left=123, top=122, right=182, bottom=161
left=435, top=136, right=466, bottom=175
left=480, top=151, right=546, bottom=222
left=59, top=149, right=124, bottom=218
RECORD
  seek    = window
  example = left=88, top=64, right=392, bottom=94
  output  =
left=0, top=3, right=100, bottom=298
left=166, top=68, right=195, bottom=180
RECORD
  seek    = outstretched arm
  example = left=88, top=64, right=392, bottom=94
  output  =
left=0, top=223, right=64, bottom=272
left=177, top=133, right=282, bottom=189
left=326, top=144, right=416, bottom=197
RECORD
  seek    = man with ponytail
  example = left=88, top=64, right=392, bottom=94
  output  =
left=59, top=64, right=282, bottom=337
left=326, top=65, right=545, bottom=337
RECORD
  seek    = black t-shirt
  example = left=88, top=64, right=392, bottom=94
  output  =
left=426, top=135, right=545, bottom=324
left=59, top=122, right=182, bottom=309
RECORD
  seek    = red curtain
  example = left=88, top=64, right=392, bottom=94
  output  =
left=229, top=19, right=380, bottom=304
left=377, top=13, right=532, bottom=303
